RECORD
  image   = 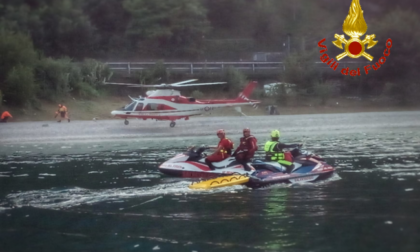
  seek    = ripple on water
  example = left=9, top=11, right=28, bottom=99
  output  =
left=12, top=174, right=29, bottom=177
left=1, top=130, right=420, bottom=212
left=5, top=182, right=247, bottom=210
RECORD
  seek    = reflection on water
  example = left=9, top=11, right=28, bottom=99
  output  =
left=1, top=130, right=420, bottom=252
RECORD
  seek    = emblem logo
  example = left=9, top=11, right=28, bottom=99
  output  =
left=317, top=0, right=393, bottom=76
left=333, top=0, right=377, bottom=61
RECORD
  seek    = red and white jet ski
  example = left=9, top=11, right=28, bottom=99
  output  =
left=159, top=147, right=250, bottom=178
left=159, top=147, right=336, bottom=186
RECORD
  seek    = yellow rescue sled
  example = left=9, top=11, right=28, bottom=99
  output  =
left=189, top=174, right=249, bottom=189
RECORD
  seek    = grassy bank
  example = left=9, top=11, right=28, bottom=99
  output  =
left=2, top=95, right=420, bottom=123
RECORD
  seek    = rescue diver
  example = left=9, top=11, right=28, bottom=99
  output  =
left=232, top=128, right=258, bottom=171
left=264, top=130, right=301, bottom=173
left=55, top=104, right=70, bottom=122
left=205, top=129, right=234, bottom=170
left=0, top=111, right=13, bottom=123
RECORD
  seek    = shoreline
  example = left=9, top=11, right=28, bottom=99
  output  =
left=2, top=95, right=420, bottom=123
left=1, top=111, right=420, bottom=145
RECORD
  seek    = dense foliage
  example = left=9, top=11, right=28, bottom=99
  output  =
left=0, top=0, right=419, bottom=107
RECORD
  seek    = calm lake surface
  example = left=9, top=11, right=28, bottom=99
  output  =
left=1, top=112, right=420, bottom=252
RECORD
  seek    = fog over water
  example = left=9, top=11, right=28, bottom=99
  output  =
left=1, top=111, right=420, bottom=252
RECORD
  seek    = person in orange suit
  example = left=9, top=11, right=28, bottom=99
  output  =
left=205, top=129, right=234, bottom=170
left=0, top=111, right=13, bottom=123
left=55, top=104, right=70, bottom=122
left=232, top=128, right=258, bottom=171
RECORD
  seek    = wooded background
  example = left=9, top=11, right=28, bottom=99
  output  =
left=1, top=0, right=419, bottom=107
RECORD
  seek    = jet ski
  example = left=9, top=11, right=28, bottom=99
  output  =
left=245, top=148, right=335, bottom=188
left=159, top=146, right=250, bottom=178
left=159, top=146, right=336, bottom=187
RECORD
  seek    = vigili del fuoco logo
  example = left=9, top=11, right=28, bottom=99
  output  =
left=317, top=0, right=392, bottom=76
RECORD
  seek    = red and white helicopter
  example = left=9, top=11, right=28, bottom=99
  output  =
left=104, top=79, right=260, bottom=127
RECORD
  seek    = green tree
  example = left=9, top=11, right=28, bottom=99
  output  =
left=313, top=80, right=335, bottom=106
left=0, top=30, right=38, bottom=105
left=37, top=1, right=96, bottom=57
left=203, top=0, right=256, bottom=38
left=5, top=65, right=36, bottom=106
left=382, top=80, right=420, bottom=106
left=82, top=0, right=130, bottom=55
left=123, top=0, right=210, bottom=57
left=134, top=60, right=169, bottom=85
left=80, top=59, right=113, bottom=87
left=370, top=9, right=420, bottom=81
left=35, top=57, right=74, bottom=100
left=35, top=57, right=108, bottom=100
left=0, top=0, right=96, bottom=58
left=222, top=67, right=247, bottom=96
left=252, top=1, right=284, bottom=50
left=281, top=50, right=319, bottom=93
left=0, top=30, right=38, bottom=83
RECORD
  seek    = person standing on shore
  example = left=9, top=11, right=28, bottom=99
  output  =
left=55, top=104, right=70, bottom=122
left=0, top=111, right=13, bottom=123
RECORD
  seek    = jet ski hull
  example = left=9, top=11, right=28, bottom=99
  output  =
left=246, top=169, right=334, bottom=188
left=159, top=167, right=247, bottom=178
left=159, top=155, right=249, bottom=178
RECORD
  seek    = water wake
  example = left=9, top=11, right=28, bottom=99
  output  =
left=6, top=182, right=245, bottom=210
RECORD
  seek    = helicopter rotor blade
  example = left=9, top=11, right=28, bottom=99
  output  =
left=172, top=82, right=227, bottom=87
left=104, top=81, right=169, bottom=88
left=103, top=81, right=146, bottom=87
left=169, top=79, right=198, bottom=86
left=127, top=84, right=168, bottom=88
left=103, top=79, right=226, bottom=88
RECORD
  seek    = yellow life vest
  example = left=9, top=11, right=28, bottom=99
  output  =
left=264, top=141, right=292, bottom=166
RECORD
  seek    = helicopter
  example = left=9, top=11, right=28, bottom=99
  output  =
left=104, top=79, right=260, bottom=127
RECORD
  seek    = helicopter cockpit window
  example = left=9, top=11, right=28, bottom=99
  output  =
left=123, top=102, right=136, bottom=111
left=135, top=103, right=144, bottom=111
left=144, top=103, right=162, bottom=110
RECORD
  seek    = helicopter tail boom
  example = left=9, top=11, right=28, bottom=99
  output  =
left=235, top=81, right=258, bottom=108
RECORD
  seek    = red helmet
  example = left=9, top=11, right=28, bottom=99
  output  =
left=243, top=128, right=250, bottom=133
left=216, top=129, right=225, bottom=136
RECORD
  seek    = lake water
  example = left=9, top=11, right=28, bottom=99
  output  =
left=1, top=112, right=420, bottom=252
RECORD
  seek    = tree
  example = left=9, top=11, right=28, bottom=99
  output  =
left=0, top=30, right=38, bottom=105
left=82, top=0, right=130, bottom=55
left=203, top=0, right=256, bottom=38
left=313, top=80, right=335, bottom=106
left=281, top=50, right=319, bottom=93
left=222, top=67, right=247, bottom=96
left=123, top=0, right=210, bottom=58
left=36, top=1, right=96, bottom=57
left=0, top=0, right=96, bottom=58
left=369, top=9, right=420, bottom=80
left=5, top=65, right=36, bottom=106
